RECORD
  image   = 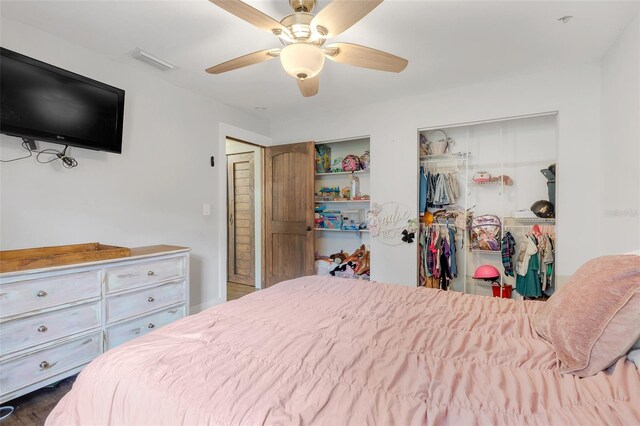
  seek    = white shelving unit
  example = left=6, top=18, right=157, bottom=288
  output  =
left=315, top=200, right=370, bottom=204
left=315, top=170, right=369, bottom=176
left=314, top=137, right=371, bottom=263
left=418, top=114, right=558, bottom=298
left=315, top=228, right=370, bottom=233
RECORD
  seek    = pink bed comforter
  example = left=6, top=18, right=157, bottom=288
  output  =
left=47, top=276, right=640, bottom=425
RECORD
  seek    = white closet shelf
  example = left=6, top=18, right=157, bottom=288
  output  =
left=469, top=159, right=555, bottom=169
left=469, top=180, right=506, bottom=186
left=315, top=200, right=370, bottom=204
left=315, top=170, right=369, bottom=176
left=420, top=153, right=469, bottom=162
left=505, top=217, right=556, bottom=224
left=469, top=249, right=501, bottom=254
left=315, top=228, right=369, bottom=233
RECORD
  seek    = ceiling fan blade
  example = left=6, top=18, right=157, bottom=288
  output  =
left=297, top=75, right=320, bottom=97
left=206, top=49, right=280, bottom=74
left=325, top=43, right=408, bottom=73
left=311, top=0, right=383, bottom=38
left=209, top=0, right=291, bottom=39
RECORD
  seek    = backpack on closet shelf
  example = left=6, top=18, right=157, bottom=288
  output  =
left=469, top=215, right=501, bottom=251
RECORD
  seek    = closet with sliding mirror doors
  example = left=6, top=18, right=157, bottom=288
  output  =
left=417, top=113, right=558, bottom=300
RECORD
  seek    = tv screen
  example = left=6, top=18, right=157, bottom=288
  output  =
left=0, top=47, right=125, bottom=153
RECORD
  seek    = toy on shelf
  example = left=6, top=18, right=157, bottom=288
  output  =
left=330, top=250, right=350, bottom=263
left=315, top=244, right=371, bottom=279
left=342, top=155, right=360, bottom=172
left=323, top=244, right=370, bottom=279
left=315, top=144, right=331, bottom=173
left=316, top=185, right=370, bottom=203
left=342, top=210, right=364, bottom=230
left=319, top=211, right=343, bottom=229
left=330, top=159, right=343, bottom=173
left=360, top=150, right=370, bottom=171
left=315, top=186, right=344, bottom=202
left=349, top=174, right=360, bottom=197
left=318, top=186, right=340, bottom=197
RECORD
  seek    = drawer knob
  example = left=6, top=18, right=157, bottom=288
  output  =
left=147, top=296, right=155, bottom=302
left=37, top=290, right=48, bottom=297
left=147, top=271, right=155, bottom=276
left=148, top=323, right=155, bottom=329
left=39, top=361, right=50, bottom=369
left=37, top=325, right=48, bottom=333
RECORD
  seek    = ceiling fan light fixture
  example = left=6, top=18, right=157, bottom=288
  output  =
left=291, top=23, right=311, bottom=39
left=280, top=43, right=325, bottom=80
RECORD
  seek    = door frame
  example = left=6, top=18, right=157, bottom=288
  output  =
left=217, top=124, right=271, bottom=308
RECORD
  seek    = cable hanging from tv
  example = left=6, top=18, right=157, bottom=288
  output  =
left=0, top=138, right=78, bottom=168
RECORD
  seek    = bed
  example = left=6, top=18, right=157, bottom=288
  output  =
left=46, top=275, right=640, bottom=425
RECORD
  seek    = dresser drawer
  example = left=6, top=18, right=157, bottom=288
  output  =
left=104, top=257, right=185, bottom=293
left=0, top=271, right=101, bottom=319
left=106, top=304, right=186, bottom=350
left=0, top=302, right=101, bottom=355
left=0, top=333, right=101, bottom=395
left=105, top=281, right=186, bottom=324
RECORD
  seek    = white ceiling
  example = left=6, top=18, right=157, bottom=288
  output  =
left=1, top=0, right=638, bottom=119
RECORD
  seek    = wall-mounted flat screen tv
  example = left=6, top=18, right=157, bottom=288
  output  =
left=0, top=47, right=125, bottom=153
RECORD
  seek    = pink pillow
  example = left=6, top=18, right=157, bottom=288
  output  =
left=533, top=255, right=640, bottom=377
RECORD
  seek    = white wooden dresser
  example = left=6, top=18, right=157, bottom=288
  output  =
left=0, top=245, right=190, bottom=403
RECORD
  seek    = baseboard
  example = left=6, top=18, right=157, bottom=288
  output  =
left=189, top=297, right=225, bottom=315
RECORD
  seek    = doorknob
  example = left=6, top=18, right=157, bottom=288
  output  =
left=306, top=226, right=312, bottom=231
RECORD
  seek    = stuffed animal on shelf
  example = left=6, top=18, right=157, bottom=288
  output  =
left=329, top=250, right=350, bottom=264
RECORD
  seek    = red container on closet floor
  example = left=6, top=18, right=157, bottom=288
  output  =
left=492, top=284, right=513, bottom=298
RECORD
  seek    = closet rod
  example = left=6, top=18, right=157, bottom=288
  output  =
left=504, top=225, right=556, bottom=228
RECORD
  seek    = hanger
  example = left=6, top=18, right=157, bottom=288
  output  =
left=532, top=224, right=542, bottom=236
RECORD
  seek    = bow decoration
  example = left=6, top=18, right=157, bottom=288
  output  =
left=401, top=229, right=415, bottom=244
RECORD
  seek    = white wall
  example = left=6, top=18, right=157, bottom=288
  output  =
left=225, top=138, right=263, bottom=289
left=0, top=18, right=270, bottom=312
left=270, top=64, right=603, bottom=286
left=600, top=12, right=640, bottom=254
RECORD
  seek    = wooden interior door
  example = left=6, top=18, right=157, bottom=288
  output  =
left=227, top=152, right=255, bottom=286
left=264, top=142, right=315, bottom=287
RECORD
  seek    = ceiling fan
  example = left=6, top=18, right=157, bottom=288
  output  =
left=206, top=0, right=408, bottom=97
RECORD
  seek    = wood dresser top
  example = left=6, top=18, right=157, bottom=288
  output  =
left=129, top=245, right=190, bottom=257
left=0, top=245, right=190, bottom=278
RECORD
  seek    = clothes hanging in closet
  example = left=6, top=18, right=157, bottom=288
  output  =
left=421, top=171, right=459, bottom=208
left=439, top=237, right=451, bottom=291
left=539, top=234, right=555, bottom=292
left=419, top=166, right=428, bottom=214
left=419, top=223, right=458, bottom=289
left=448, top=226, right=458, bottom=278
left=515, top=235, right=542, bottom=298
left=501, top=231, right=516, bottom=277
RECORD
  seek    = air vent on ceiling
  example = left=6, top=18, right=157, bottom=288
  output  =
left=131, top=48, right=176, bottom=71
